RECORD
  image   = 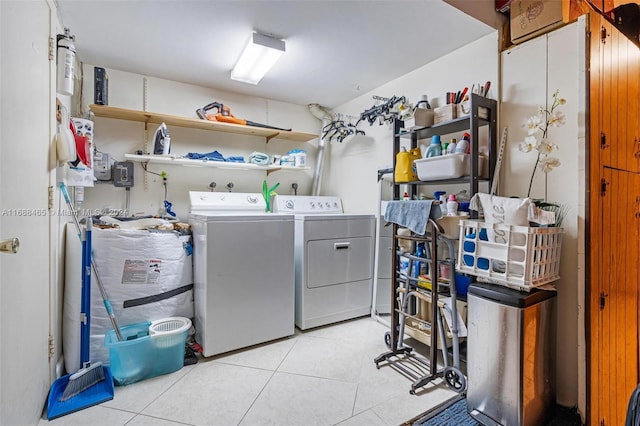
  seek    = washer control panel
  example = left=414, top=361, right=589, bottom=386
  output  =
left=189, top=191, right=266, bottom=212
left=272, top=195, right=343, bottom=214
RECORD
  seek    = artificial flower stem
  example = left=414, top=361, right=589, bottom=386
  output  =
left=527, top=153, right=541, bottom=198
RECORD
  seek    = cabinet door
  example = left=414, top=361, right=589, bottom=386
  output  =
left=595, top=17, right=640, bottom=173
left=593, top=167, right=640, bottom=426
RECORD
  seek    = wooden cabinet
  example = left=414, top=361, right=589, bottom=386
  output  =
left=592, top=167, right=640, bottom=426
left=589, top=12, right=640, bottom=425
left=592, top=18, right=640, bottom=173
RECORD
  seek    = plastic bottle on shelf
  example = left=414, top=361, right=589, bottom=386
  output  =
left=446, top=194, right=459, bottom=216
left=413, top=242, right=426, bottom=279
left=455, top=133, right=470, bottom=154
left=425, top=135, right=442, bottom=158
left=447, top=138, right=457, bottom=154
left=416, top=95, right=431, bottom=110
left=439, top=194, right=448, bottom=215
left=394, top=146, right=420, bottom=182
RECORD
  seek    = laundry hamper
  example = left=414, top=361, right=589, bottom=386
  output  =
left=457, top=220, right=564, bottom=291
left=105, top=317, right=191, bottom=385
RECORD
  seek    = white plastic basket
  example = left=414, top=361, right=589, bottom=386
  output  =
left=149, top=317, right=191, bottom=348
left=457, top=220, right=563, bottom=291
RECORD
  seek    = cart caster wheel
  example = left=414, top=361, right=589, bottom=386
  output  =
left=444, top=367, right=466, bottom=393
left=409, top=389, right=416, bottom=395
left=384, top=331, right=391, bottom=349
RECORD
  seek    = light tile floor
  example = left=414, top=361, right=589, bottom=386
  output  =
left=41, top=317, right=461, bottom=426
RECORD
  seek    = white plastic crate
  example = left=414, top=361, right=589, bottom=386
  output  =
left=457, top=220, right=563, bottom=291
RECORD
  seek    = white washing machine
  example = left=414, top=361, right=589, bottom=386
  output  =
left=189, top=191, right=295, bottom=357
left=272, top=195, right=375, bottom=330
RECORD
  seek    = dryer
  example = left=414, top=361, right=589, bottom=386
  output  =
left=189, top=191, right=295, bottom=357
left=272, top=195, right=375, bottom=330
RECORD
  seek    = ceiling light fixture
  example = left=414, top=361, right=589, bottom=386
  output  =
left=231, top=32, right=286, bottom=85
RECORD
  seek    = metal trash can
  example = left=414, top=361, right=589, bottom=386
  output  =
left=466, top=282, right=556, bottom=426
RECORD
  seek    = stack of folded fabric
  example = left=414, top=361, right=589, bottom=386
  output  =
left=248, top=152, right=269, bottom=165
left=185, top=150, right=245, bottom=163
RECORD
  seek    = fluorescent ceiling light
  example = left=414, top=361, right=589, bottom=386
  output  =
left=231, top=32, right=285, bottom=85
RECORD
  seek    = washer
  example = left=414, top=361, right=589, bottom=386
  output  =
left=273, top=195, right=375, bottom=330
left=189, top=191, right=295, bottom=357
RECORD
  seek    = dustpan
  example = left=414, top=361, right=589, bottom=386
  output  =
left=46, top=367, right=114, bottom=420
left=47, top=218, right=114, bottom=419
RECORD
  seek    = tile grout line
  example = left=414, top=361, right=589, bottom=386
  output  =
left=129, top=364, right=201, bottom=418
left=235, top=335, right=302, bottom=425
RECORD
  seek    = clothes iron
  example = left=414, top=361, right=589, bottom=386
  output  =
left=153, top=122, right=171, bottom=155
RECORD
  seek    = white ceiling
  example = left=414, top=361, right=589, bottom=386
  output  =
left=56, top=0, right=496, bottom=108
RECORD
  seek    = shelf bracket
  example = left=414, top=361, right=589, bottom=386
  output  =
left=265, top=132, right=280, bottom=143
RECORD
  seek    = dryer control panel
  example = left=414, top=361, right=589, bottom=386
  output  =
left=272, top=195, right=343, bottom=214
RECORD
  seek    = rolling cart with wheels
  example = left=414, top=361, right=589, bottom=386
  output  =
left=374, top=217, right=466, bottom=395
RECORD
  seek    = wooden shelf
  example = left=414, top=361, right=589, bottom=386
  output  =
left=90, top=104, right=317, bottom=143
left=124, top=154, right=311, bottom=175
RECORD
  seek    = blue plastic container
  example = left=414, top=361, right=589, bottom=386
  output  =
left=454, top=273, right=471, bottom=296
left=104, top=317, right=191, bottom=385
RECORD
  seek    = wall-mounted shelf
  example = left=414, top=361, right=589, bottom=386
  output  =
left=90, top=104, right=317, bottom=143
left=124, top=154, right=311, bottom=175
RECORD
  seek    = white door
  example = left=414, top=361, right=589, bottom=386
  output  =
left=1, top=1, right=54, bottom=424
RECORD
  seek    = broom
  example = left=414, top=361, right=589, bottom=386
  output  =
left=47, top=203, right=114, bottom=420
left=60, top=217, right=105, bottom=400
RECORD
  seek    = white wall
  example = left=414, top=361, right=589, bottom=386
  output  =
left=501, top=18, right=586, bottom=416
left=75, top=66, right=320, bottom=218
left=328, top=33, right=499, bottom=213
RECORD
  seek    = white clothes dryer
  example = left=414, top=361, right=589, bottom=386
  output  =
left=272, top=195, right=375, bottom=330
left=189, top=191, right=295, bottom=357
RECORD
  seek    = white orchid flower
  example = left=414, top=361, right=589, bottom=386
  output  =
left=538, top=156, right=561, bottom=173
left=549, top=110, right=566, bottom=127
left=523, top=115, right=543, bottom=135
left=535, top=138, right=558, bottom=154
left=519, top=135, right=537, bottom=153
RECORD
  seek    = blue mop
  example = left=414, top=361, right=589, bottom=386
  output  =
left=47, top=217, right=114, bottom=419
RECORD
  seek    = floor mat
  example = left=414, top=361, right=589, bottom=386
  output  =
left=406, top=395, right=583, bottom=426
left=409, top=395, right=479, bottom=426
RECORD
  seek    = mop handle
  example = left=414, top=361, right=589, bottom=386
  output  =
left=80, top=221, right=90, bottom=368
left=60, top=183, right=124, bottom=341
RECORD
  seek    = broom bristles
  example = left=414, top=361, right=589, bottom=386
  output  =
left=59, top=362, right=106, bottom=401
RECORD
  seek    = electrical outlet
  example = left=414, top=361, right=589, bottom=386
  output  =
left=94, top=152, right=111, bottom=180
left=113, top=161, right=134, bottom=187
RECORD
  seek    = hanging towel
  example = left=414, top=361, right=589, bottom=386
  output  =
left=384, top=200, right=442, bottom=235
left=248, top=151, right=270, bottom=165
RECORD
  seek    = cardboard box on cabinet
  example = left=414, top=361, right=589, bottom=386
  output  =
left=510, top=0, right=593, bottom=44
left=510, top=0, right=564, bottom=44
